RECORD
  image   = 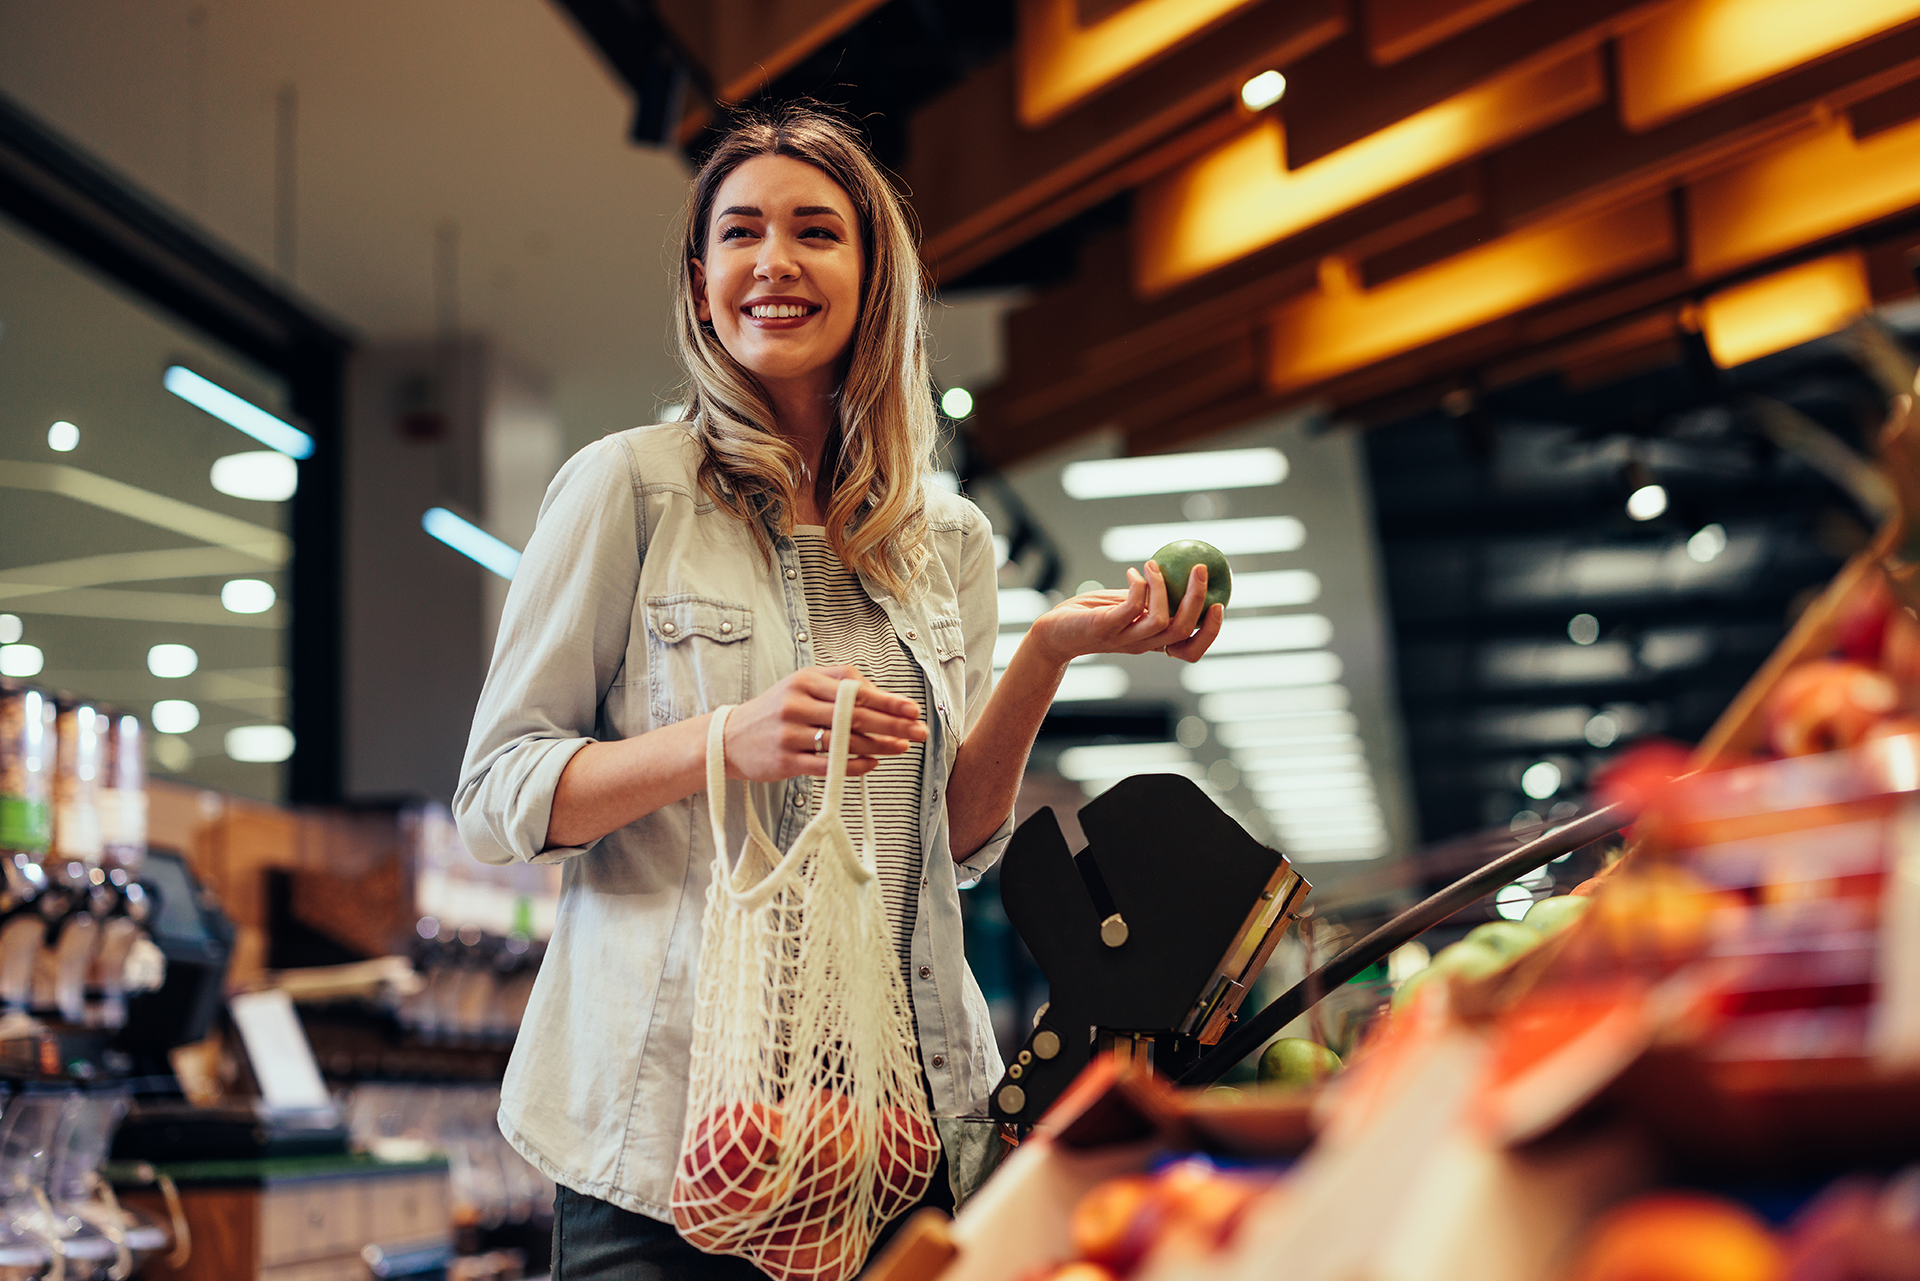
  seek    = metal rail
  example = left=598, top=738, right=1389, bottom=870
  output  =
left=1177, top=802, right=1634, bottom=1086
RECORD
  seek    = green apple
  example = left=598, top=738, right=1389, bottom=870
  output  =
left=1524, top=893, right=1592, bottom=935
left=1150, top=539, right=1232, bottom=615
left=1257, top=1037, right=1342, bottom=1088
left=1391, top=965, right=1439, bottom=1014
left=1203, top=1085, right=1249, bottom=1103
left=1465, top=921, right=1543, bottom=960
left=1427, top=940, right=1506, bottom=982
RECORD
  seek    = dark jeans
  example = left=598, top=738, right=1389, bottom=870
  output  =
left=551, top=1154, right=954, bottom=1280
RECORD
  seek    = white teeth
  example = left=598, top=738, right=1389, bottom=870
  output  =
left=748, top=304, right=811, bottom=319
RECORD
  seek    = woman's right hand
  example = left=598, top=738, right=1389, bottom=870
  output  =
left=720, top=665, right=928, bottom=782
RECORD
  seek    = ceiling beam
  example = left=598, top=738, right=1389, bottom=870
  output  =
left=905, top=0, right=1344, bottom=280
left=653, top=0, right=890, bottom=103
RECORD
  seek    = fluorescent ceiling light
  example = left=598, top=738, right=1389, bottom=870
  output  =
left=1102, top=517, right=1304, bottom=564
left=1221, top=727, right=1362, bottom=754
left=1227, top=569, right=1321, bottom=609
left=165, top=366, right=313, bottom=459
left=226, top=724, right=294, bottom=763
left=1479, top=641, right=1632, bottom=686
left=0, top=645, right=43, bottom=678
left=1052, top=665, right=1129, bottom=702
left=151, top=700, right=200, bottom=734
left=423, top=508, right=521, bottom=580
left=220, top=579, right=277, bottom=614
left=1257, top=790, right=1380, bottom=812
left=998, top=589, right=1052, bottom=626
left=993, top=535, right=1010, bottom=566
left=1282, top=837, right=1388, bottom=860
left=1248, top=770, right=1376, bottom=793
left=1212, top=614, right=1333, bottom=654
left=1181, top=650, right=1343, bottom=693
left=1063, top=448, right=1288, bottom=499
left=1239, top=753, right=1367, bottom=775
left=1056, top=741, right=1191, bottom=781
left=1240, top=70, right=1286, bottom=111
left=47, top=421, right=78, bottom=452
left=211, top=451, right=299, bottom=502
left=1688, top=523, right=1727, bottom=563
left=147, top=644, right=198, bottom=678
left=1080, top=761, right=1207, bottom=797
left=1198, top=685, right=1350, bottom=722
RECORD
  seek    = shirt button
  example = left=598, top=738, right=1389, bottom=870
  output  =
left=918, top=965, right=931, bottom=979
left=719, top=621, right=732, bottom=634
left=661, top=622, right=676, bottom=635
left=796, top=630, right=808, bottom=643
left=905, top=628, right=917, bottom=640
left=785, top=568, right=797, bottom=580
left=791, top=790, right=806, bottom=807
left=930, top=1054, right=945, bottom=1068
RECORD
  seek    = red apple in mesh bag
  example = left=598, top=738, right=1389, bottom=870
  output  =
left=759, top=1196, right=861, bottom=1281
left=677, top=1100, right=786, bottom=1240
left=790, top=1090, right=871, bottom=1206
left=873, top=1105, right=938, bottom=1220
left=1768, top=660, right=1900, bottom=757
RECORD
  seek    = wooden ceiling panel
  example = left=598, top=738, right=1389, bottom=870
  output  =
left=1365, top=0, right=1534, bottom=65
left=1017, top=0, right=1264, bottom=126
left=653, top=0, right=891, bottom=103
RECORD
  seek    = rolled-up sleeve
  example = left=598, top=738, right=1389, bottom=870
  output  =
left=952, top=502, right=1013, bottom=880
left=454, top=438, right=641, bottom=865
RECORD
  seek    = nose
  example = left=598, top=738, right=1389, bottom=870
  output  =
left=755, top=230, right=800, bottom=283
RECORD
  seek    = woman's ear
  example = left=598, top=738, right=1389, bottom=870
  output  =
left=690, top=258, right=712, bottom=324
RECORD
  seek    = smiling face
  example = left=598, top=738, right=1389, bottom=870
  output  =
left=691, top=154, right=865, bottom=401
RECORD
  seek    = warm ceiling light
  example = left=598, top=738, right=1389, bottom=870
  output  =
left=1266, top=200, right=1673, bottom=395
left=1626, top=484, right=1669, bottom=521
left=1240, top=70, right=1286, bottom=111
left=1062, top=447, right=1287, bottom=498
left=1018, top=0, right=1259, bottom=126
left=1101, top=516, right=1304, bottom=562
left=211, top=451, right=299, bottom=502
left=1136, top=49, right=1603, bottom=294
left=1618, top=0, right=1920, bottom=131
left=165, top=366, right=313, bottom=458
left=1698, top=252, right=1871, bottom=368
left=941, top=387, right=974, bottom=419
left=46, top=421, right=78, bottom=452
left=423, top=508, right=522, bottom=580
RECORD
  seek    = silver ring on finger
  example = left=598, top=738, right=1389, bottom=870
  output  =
left=813, top=727, right=826, bottom=754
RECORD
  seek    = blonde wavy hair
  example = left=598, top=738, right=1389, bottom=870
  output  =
left=668, top=105, right=937, bottom=600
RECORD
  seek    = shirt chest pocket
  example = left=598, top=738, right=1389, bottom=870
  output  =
left=928, top=615, right=968, bottom=730
left=645, top=596, right=753, bottom=726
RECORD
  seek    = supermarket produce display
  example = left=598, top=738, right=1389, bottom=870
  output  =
left=864, top=381, right=1920, bottom=1281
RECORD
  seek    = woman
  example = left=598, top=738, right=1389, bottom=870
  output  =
left=454, top=105, right=1223, bottom=1277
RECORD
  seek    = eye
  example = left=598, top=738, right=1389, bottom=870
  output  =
left=800, top=226, right=843, bottom=242
left=718, top=225, right=756, bottom=241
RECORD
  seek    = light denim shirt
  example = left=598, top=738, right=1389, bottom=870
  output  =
left=454, top=424, right=1012, bottom=1220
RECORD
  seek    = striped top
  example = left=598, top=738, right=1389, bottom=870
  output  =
left=792, top=528, right=925, bottom=973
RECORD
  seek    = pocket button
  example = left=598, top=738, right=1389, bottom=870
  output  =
left=720, top=621, right=733, bottom=634
left=931, top=1054, right=945, bottom=1068
left=796, top=630, right=809, bottom=643
left=918, top=965, right=931, bottom=979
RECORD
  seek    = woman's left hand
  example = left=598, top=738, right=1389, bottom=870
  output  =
left=1025, top=561, right=1224, bottom=667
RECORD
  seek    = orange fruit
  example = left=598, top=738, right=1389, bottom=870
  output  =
left=1569, top=1193, right=1784, bottom=1281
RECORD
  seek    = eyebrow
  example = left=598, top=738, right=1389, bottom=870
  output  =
left=715, top=205, right=846, bottom=220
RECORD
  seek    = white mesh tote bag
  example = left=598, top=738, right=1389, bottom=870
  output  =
left=672, top=679, right=940, bottom=1281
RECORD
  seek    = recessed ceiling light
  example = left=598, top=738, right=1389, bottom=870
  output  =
left=46, top=421, right=79, bottom=452
left=0, top=645, right=43, bottom=678
left=211, top=451, right=299, bottom=502
left=221, top=579, right=277, bottom=614
left=1568, top=613, right=1599, bottom=645
left=1626, top=483, right=1667, bottom=521
left=0, top=615, right=20, bottom=645
left=941, top=387, right=974, bottom=419
left=226, top=724, right=294, bottom=763
left=1226, top=569, right=1321, bottom=609
left=1240, top=69, right=1287, bottom=111
left=422, top=508, right=521, bottom=580
left=1687, top=523, right=1727, bottom=563
left=148, top=644, right=198, bottom=678
left=151, top=700, right=200, bottom=734
left=1063, top=448, right=1288, bottom=499
left=1521, top=760, right=1563, bottom=799
left=165, top=366, right=313, bottom=458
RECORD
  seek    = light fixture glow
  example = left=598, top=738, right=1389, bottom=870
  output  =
left=1495, top=884, right=1535, bottom=921
left=1699, top=251, right=1871, bottom=367
left=210, top=451, right=299, bottom=502
left=998, top=588, right=1051, bottom=625
left=1247, top=770, right=1376, bottom=793
left=1568, top=613, right=1600, bottom=645
left=941, top=387, right=974, bottom=419
left=1585, top=713, right=1620, bottom=748
left=422, top=508, right=522, bottom=580
left=1240, top=69, right=1286, bottom=111
left=0, top=645, right=43, bottom=678
left=1626, top=484, right=1668, bottom=521
left=994, top=536, right=1011, bottom=567
left=226, top=724, right=294, bottom=763
left=1211, top=614, right=1334, bottom=655
left=1197, top=685, right=1350, bottom=721
left=1056, top=742, right=1191, bottom=781
left=1227, top=732, right=1364, bottom=758
left=1052, top=665, right=1130, bottom=702
left=1688, top=523, right=1728, bottom=563
left=930, top=470, right=962, bottom=494
left=0, top=616, right=19, bottom=645
left=1102, top=516, right=1303, bottom=563
left=147, top=644, right=198, bottom=679
left=46, top=422, right=78, bottom=452
left=1062, top=448, right=1287, bottom=499
left=151, top=700, right=200, bottom=734
left=1179, top=650, right=1343, bottom=693
left=1227, top=569, right=1321, bottom=609
left=164, top=366, right=313, bottom=458
left=1521, top=760, right=1563, bottom=800
left=220, top=579, right=277, bottom=614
